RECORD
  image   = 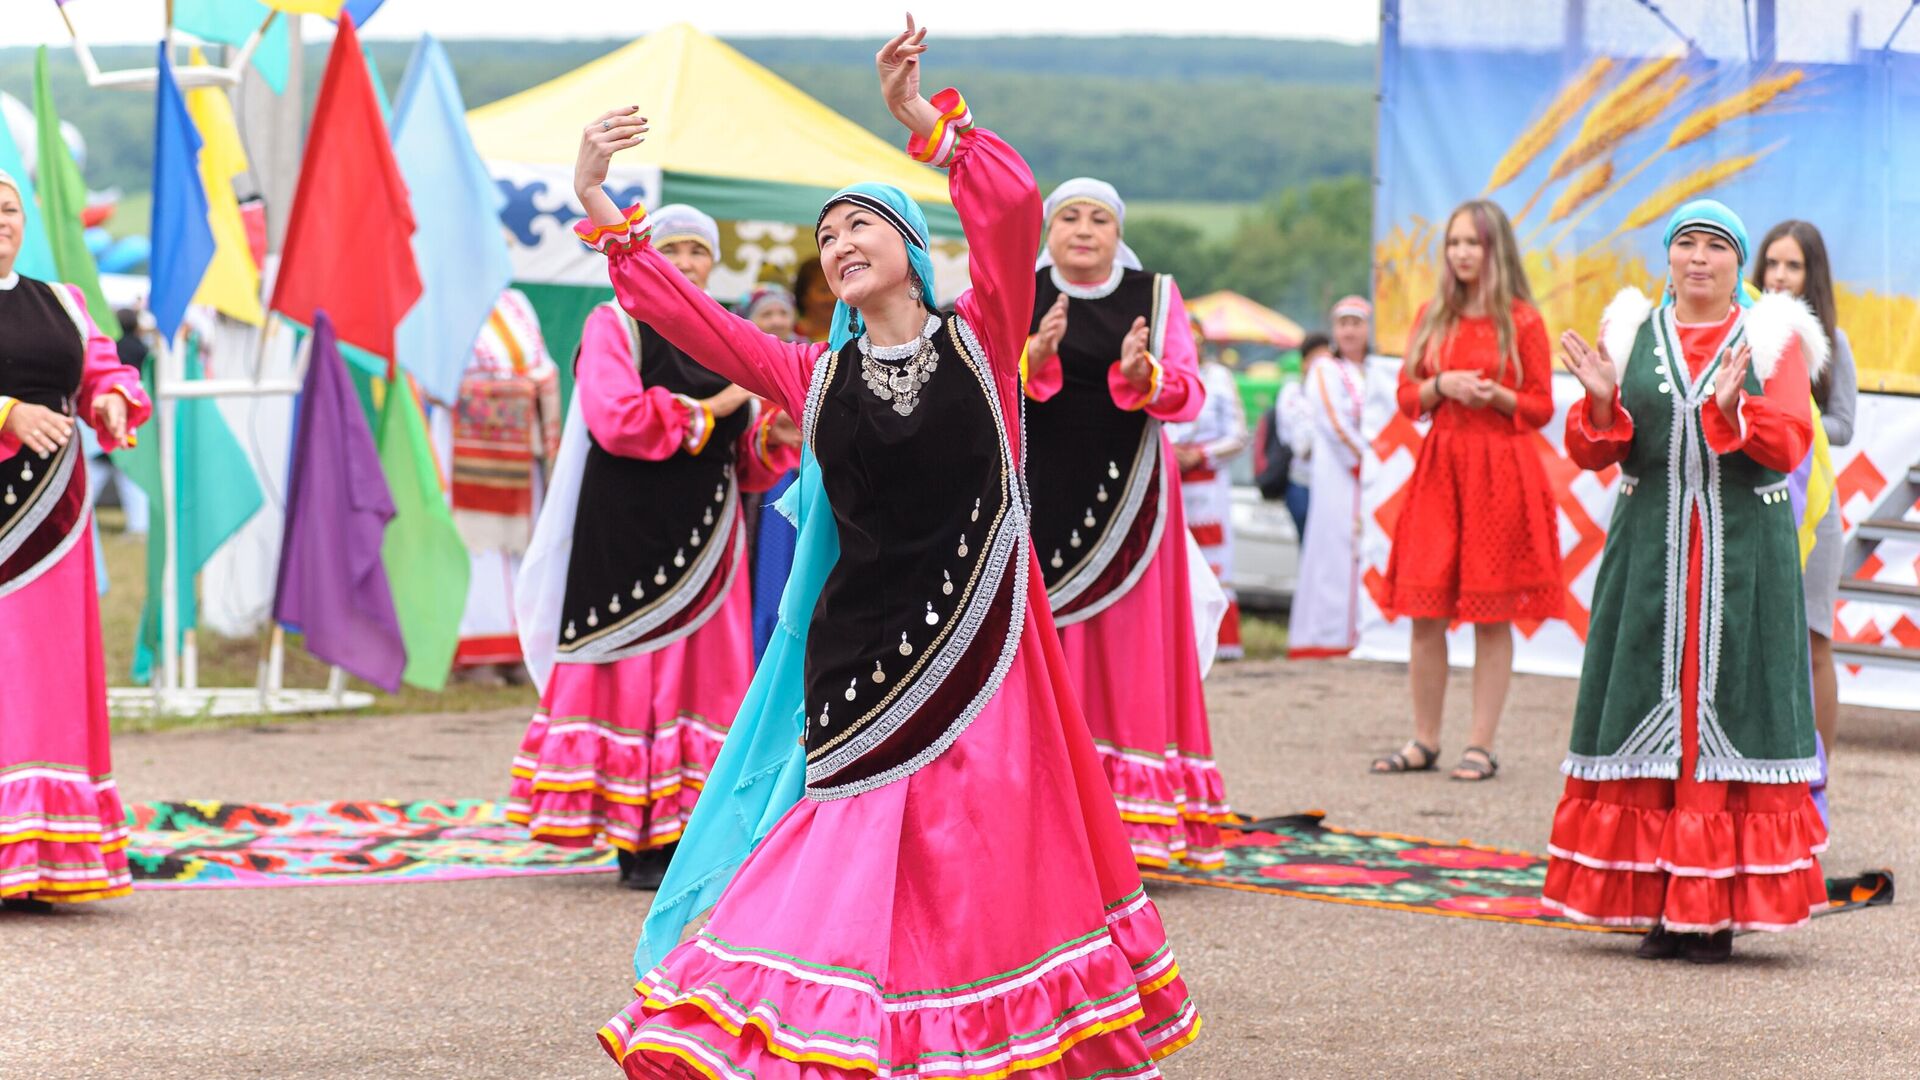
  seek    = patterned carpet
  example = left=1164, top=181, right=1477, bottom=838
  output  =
left=127, top=802, right=1893, bottom=933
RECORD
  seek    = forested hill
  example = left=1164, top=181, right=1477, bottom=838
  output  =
left=0, top=35, right=1375, bottom=201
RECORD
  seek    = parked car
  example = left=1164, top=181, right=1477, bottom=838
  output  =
left=1224, top=451, right=1297, bottom=610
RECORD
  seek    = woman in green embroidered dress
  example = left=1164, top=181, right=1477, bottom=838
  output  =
left=1542, top=200, right=1831, bottom=964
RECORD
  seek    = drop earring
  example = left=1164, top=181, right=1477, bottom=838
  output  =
left=908, top=279, right=923, bottom=303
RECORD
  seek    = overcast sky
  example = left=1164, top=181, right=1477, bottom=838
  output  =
left=5, top=1, right=1380, bottom=48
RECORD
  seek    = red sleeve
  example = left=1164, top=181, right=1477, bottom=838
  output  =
left=575, top=305, right=700, bottom=461
left=735, top=403, right=800, bottom=492
left=1511, top=305, right=1556, bottom=432
left=73, top=285, right=151, bottom=451
left=922, top=91, right=1043, bottom=400
left=580, top=208, right=825, bottom=415
left=1564, top=389, right=1635, bottom=471
left=1023, top=343, right=1064, bottom=402
left=1701, top=335, right=1813, bottom=472
left=1108, top=278, right=1202, bottom=421
left=1396, top=303, right=1431, bottom=421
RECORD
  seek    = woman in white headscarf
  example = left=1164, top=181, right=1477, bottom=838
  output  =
left=0, top=170, right=151, bottom=909
left=1024, top=176, right=1230, bottom=871
left=507, top=204, right=800, bottom=888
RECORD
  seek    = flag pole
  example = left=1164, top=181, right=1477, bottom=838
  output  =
left=157, top=331, right=181, bottom=704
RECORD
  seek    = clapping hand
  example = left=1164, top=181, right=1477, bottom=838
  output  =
left=1560, top=329, right=1620, bottom=428
left=1713, top=340, right=1753, bottom=424
left=1117, top=317, right=1153, bottom=389
left=1030, top=294, right=1069, bottom=363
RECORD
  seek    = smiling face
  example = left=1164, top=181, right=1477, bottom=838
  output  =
left=1669, top=229, right=1741, bottom=311
left=1045, top=201, right=1121, bottom=282
left=0, top=183, right=22, bottom=275
left=815, top=202, right=914, bottom=311
left=1762, top=234, right=1807, bottom=298
left=1443, top=210, right=1486, bottom=288
left=656, top=239, right=714, bottom=290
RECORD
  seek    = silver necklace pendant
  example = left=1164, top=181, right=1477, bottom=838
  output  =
left=872, top=660, right=886, bottom=683
left=632, top=581, right=645, bottom=599
left=970, top=498, right=980, bottom=522
left=1096, top=483, right=1109, bottom=503
left=609, top=595, right=621, bottom=614
left=564, top=621, right=577, bottom=640
left=673, top=548, right=687, bottom=568
left=957, top=534, right=969, bottom=559
left=1050, top=549, right=1064, bottom=569
left=2, top=486, right=13, bottom=506
left=1107, top=461, right=1120, bottom=480
left=819, top=702, right=831, bottom=727
left=1070, top=529, right=1083, bottom=549
left=899, top=632, right=913, bottom=657
left=1083, top=508, right=1096, bottom=528
left=859, top=313, right=941, bottom=417
left=703, top=507, right=713, bottom=526
left=19, top=462, right=31, bottom=481
left=654, top=567, right=668, bottom=586
left=924, top=602, right=938, bottom=626
left=690, top=527, right=702, bottom=548
left=587, top=608, right=599, bottom=628
left=942, top=570, right=954, bottom=596
left=714, top=485, right=725, bottom=503
left=844, top=677, right=858, bottom=702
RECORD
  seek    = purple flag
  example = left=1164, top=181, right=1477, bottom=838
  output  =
left=272, top=311, right=407, bottom=692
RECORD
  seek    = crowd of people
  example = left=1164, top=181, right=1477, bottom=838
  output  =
left=0, top=14, right=1862, bottom=1075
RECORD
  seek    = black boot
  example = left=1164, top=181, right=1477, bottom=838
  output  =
left=625, top=843, right=677, bottom=891
left=1681, top=929, right=1734, bottom=965
left=2, top=897, right=55, bottom=914
left=615, top=848, right=640, bottom=884
left=1636, top=923, right=1681, bottom=960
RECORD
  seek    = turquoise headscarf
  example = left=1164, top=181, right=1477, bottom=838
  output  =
left=815, top=181, right=939, bottom=350
left=1662, top=198, right=1753, bottom=308
left=636, top=182, right=944, bottom=973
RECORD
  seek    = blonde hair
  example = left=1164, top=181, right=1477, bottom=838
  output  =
left=1405, top=199, right=1533, bottom=385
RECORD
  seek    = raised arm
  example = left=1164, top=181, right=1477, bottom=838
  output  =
left=575, top=213, right=822, bottom=414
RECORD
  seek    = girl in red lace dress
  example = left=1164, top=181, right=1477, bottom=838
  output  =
left=1373, top=199, right=1564, bottom=782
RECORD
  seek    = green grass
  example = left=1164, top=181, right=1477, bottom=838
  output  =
left=1128, top=200, right=1254, bottom=243
left=97, top=511, right=536, bottom=734
left=1239, top=613, right=1288, bottom=661
left=101, top=190, right=150, bottom=242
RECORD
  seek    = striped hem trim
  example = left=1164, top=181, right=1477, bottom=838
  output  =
left=575, top=203, right=650, bottom=254
left=908, top=87, right=976, bottom=167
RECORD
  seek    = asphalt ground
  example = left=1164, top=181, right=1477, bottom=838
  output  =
left=4, top=658, right=1916, bottom=1078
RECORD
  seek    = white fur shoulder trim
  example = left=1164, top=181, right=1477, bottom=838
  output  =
left=1599, top=288, right=1653, bottom=378
left=1744, top=291, right=1830, bottom=384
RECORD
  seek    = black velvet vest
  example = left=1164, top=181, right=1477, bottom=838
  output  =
left=0, top=277, right=90, bottom=597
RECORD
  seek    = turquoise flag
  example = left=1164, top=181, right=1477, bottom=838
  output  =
left=121, top=338, right=267, bottom=684
left=389, top=34, right=510, bottom=404
left=0, top=96, right=55, bottom=280
left=362, top=43, right=392, bottom=122
left=174, top=0, right=292, bottom=94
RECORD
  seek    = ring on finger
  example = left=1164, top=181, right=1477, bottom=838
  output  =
left=601, top=119, right=612, bottom=131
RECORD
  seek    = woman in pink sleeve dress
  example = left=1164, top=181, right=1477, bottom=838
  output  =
left=0, top=170, right=151, bottom=910
left=507, top=203, right=799, bottom=889
left=1022, top=177, right=1230, bottom=872
left=569, top=20, right=1199, bottom=1079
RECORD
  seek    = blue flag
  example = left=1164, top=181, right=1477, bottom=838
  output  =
left=343, top=0, right=388, bottom=27
left=389, top=35, right=512, bottom=404
left=173, top=0, right=292, bottom=94
left=150, top=46, right=216, bottom=342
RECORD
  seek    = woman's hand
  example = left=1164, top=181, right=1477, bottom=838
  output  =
left=1029, top=294, right=1068, bottom=363
left=573, top=107, right=648, bottom=226
left=704, top=385, right=755, bottom=420
left=1560, top=329, right=1618, bottom=426
left=1714, top=340, right=1752, bottom=426
left=92, top=391, right=129, bottom=447
left=1117, top=316, right=1154, bottom=389
left=1433, top=370, right=1494, bottom=409
left=876, top=14, right=940, bottom=138
left=765, top=409, right=802, bottom=451
left=3, top=401, right=74, bottom=456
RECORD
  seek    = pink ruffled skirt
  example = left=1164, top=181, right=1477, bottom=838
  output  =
left=600, top=580, right=1202, bottom=1078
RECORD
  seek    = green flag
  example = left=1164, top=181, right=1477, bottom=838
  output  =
left=119, top=338, right=266, bottom=683
left=376, top=371, right=468, bottom=690
left=33, top=47, right=119, bottom=340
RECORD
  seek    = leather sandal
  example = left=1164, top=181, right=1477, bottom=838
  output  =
left=1371, top=741, right=1439, bottom=774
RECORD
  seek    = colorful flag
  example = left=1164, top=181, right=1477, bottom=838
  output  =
left=263, top=0, right=344, bottom=16
left=119, top=338, right=266, bottom=683
left=390, top=34, right=513, bottom=404
left=184, top=49, right=265, bottom=325
left=269, top=13, right=421, bottom=362
left=32, top=47, right=118, bottom=340
left=173, top=0, right=292, bottom=95
left=343, top=0, right=387, bottom=25
left=376, top=366, right=469, bottom=689
left=272, top=312, right=407, bottom=692
left=0, top=92, right=56, bottom=280
left=149, top=45, right=217, bottom=343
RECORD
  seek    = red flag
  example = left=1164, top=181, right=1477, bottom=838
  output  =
left=270, top=14, right=421, bottom=360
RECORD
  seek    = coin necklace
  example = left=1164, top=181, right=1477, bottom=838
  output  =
left=859, top=313, right=941, bottom=417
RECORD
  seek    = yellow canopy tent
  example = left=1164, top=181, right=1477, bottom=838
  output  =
left=466, top=23, right=961, bottom=374
left=467, top=23, right=957, bottom=233
left=1187, top=290, right=1304, bottom=348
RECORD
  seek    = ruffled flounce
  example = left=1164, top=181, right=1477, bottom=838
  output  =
left=506, top=708, right=727, bottom=853
left=600, top=889, right=1199, bottom=1080
left=1542, top=787, right=1830, bottom=932
left=1094, top=744, right=1230, bottom=872
left=0, top=769, right=133, bottom=903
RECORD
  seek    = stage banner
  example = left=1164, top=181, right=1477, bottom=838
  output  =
left=1376, top=0, right=1920, bottom=395
left=1352, top=363, right=1920, bottom=712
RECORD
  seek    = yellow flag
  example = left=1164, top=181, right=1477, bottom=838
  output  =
left=262, top=0, right=345, bottom=15
left=185, top=49, right=264, bottom=325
